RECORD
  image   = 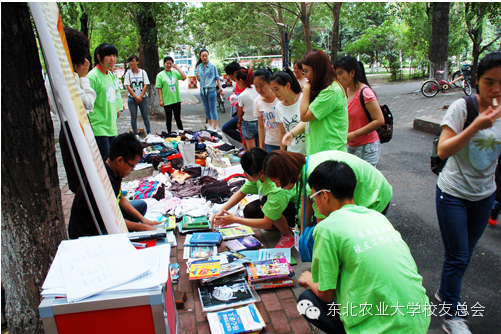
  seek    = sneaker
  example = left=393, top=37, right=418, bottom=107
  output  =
left=442, top=317, right=471, bottom=334
left=275, top=235, right=294, bottom=248
left=488, top=217, right=498, bottom=226
left=435, top=288, right=443, bottom=303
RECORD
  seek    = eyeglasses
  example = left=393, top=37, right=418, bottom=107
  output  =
left=124, top=160, right=136, bottom=170
left=309, top=189, right=331, bottom=202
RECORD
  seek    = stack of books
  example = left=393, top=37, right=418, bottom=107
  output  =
left=189, top=260, right=221, bottom=280
left=201, top=251, right=252, bottom=285
left=183, top=234, right=218, bottom=260
left=245, top=257, right=295, bottom=290
left=178, top=215, right=212, bottom=234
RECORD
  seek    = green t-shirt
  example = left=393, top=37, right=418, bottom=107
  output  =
left=240, top=178, right=294, bottom=221
left=114, top=75, right=123, bottom=112
left=303, top=150, right=392, bottom=218
left=312, top=205, right=430, bottom=334
left=156, top=70, right=182, bottom=106
left=306, top=82, right=348, bottom=155
left=87, top=67, right=118, bottom=136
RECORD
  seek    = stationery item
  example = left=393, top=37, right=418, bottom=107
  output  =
left=225, top=236, right=263, bottom=252
left=218, top=225, right=255, bottom=240
left=198, top=281, right=260, bottom=313
left=127, top=231, right=167, bottom=242
left=190, top=232, right=222, bottom=245
left=207, top=303, right=266, bottom=334
left=189, top=260, right=221, bottom=280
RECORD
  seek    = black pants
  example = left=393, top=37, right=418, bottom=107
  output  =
left=164, top=102, right=183, bottom=133
left=243, top=196, right=296, bottom=227
left=59, top=121, right=85, bottom=193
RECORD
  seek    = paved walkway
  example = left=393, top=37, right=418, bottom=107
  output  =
left=55, top=80, right=467, bottom=334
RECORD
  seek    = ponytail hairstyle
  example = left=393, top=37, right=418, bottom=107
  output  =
left=253, top=68, right=273, bottom=83
left=196, top=49, right=209, bottom=68
left=236, top=68, right=254, bottom=88
left=270, top=67, right=301, bottom=94
left=301, top=49, right=336, bottom=102
left=240, top=147, right=268, bottom=177
left=334, top=56, right=370, bottom=87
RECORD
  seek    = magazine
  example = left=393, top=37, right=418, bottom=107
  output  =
left=207, top=303, right=266, bottom=334
left=198, top=281, right=260, bottom=313
left=225, top=236, right=263, bottom=252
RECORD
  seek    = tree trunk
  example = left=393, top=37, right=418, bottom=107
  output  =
left=429, top=2, right=450, bottom=80
left=327, top=2, right=342, bottom=63
left=300, top=2, right=312, bottom=52
left=136, top=3, right=162, bottom=117
left=1, top=3, right=67, bottom=333
left=79, top=4, right=88, bottom=38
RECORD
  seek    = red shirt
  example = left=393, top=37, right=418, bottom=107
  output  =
left=348, top=84, right=379, bottom=147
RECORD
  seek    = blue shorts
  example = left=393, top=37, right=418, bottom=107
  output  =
left=241, top=120, right=259, bottom=140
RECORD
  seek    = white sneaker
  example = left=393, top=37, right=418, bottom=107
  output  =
left=442, top=317, right=472, bottom=334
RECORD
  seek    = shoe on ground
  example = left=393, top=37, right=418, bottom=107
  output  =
left=442, top=317, right=471, bottom=334
left=488, top=217, right=498, bottom=226
left=435, top=288, right=443, bottom=303
left=275, top=235, right=294, bottom=248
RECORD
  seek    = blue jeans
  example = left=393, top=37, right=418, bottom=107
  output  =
left=123, top=200, right=147, bottom=222
left=128, top=97, right=151, bottom=134
left=200, top=90, right=218, bottom=120
left=265, top=144, right=280, bottom=153
left=297, top=290, right=346, bottom=334
left=347, top=140, right=381, bottom=167
left=436, top=186, right=495, bottom=317
left=222, top=115, right=241, bottom=142
left=95, top=136, right=116, bottom=161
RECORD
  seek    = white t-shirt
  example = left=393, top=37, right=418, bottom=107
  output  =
left=438, top=97, right=501, bottom=201
left=238, top=85, right=259, bottom=121
left=253, top=95, right=280, bottom=146
left=275, top=93, right=306, bottom=155
left=124, top=69, right=150, bottom=97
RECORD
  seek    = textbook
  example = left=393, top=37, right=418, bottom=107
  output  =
left=207, top=303, right=266, bottom=334
left=190, top=232, right=222, bottom=245
left=198, top=281, right=260, bottom=313
left=225, top=236, right=263, bottom=252
left=183, top=245, right=218, bottom=260
left=189, top=260, right=221, bottom=280
left=246, top=258, right=295, bottom=283
left=218, top=225, right=255, bottom=240
left=182, top=215, right=210, bottom=229
left=257, top=248, right=291, bottom=264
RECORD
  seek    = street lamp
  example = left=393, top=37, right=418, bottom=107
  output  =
left=277, top=22, right=290, bottom=69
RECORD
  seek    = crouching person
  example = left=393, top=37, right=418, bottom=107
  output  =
left=68, top=132, right=160, bottom=239
left=297, top=160, right=430, bottom=333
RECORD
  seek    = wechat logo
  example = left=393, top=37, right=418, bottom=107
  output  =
left=297, top=300, right=321, bottom=320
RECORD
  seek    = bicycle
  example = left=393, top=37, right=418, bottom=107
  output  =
left=421, top=70, right=472, bottom=98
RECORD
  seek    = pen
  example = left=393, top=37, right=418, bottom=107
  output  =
left=132, top=242, right=147, bottom=248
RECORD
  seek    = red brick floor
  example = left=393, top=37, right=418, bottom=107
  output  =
left=60, top=186, right=314, bottom=334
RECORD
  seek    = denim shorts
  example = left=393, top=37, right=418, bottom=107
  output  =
left=241, top=120, right=259, bottom=140
left=347, top=140, right=381, bottom=167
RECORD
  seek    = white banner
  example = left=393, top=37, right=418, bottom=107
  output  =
left=30, top=2, right=127, bottom=234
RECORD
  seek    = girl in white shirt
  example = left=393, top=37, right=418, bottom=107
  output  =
left=253, top=68, right=280, bottom=152
left=236, top=68, right=259, bottom=151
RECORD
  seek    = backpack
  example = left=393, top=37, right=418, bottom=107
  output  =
left=360, top=87, right=394, bottom=143
left=430, top=95, right=478, bottom=175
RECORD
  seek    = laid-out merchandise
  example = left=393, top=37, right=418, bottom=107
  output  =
left=207, top=303, right=266, bottom=334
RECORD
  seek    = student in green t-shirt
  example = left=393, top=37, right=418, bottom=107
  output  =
left=156, top=56, right=187, bottom=134
left=300, top=49, right=348, bottom=155
left=211, top=148, right=296, bottom=248
left=297, top=160, right=430, bottom=334
left=88, top=43, right=119, bottom=161
left=263, top=150, right=392, bottom=232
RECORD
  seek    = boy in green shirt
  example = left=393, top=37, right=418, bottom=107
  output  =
left=298, top=160, right=430, bottom=334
